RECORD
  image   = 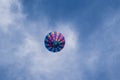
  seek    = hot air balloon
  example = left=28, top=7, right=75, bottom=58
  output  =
left=44, top=31, right=65, bottom=52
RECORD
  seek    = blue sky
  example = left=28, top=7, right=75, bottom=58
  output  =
left=0, top=0, right=120, bottom=80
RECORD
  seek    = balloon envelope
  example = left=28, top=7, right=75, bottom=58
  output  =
left=44, top=32, right=65, bottom=52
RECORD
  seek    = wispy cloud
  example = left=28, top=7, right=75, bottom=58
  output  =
left=0, top=0, right=24, bottom=33
left=79, top=10, right=120, bottom=80
left=14, top=21, right=80, bottom=80
left=0, top=0, right=120, bottom=80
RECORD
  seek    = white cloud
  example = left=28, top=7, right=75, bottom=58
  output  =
left=15, top=22, right=80, bottom=80
left=2, top=0, right=120, bottom=79
left=0, top=0, right=24, bottom=33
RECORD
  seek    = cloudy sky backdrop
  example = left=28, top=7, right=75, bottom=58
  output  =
left=0, top=0, right=120, bottom=80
